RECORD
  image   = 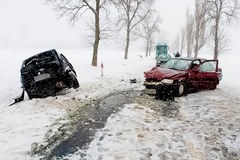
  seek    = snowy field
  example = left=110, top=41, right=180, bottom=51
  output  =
left=0, top=49, right=240, bottom=160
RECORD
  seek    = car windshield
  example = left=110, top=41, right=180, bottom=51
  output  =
left=163, top=59, right=192, bottom=71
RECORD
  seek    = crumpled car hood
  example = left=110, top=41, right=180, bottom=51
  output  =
left=144, top=67, right=187, bottom=80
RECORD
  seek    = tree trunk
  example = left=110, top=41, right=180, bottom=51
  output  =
left=213, top=17, right=219, bottom=60
left=149, top=41, right=152, bottom=56
left=91, top=2, right=100, bottom=66
left=124, top=26, right=130, bottom=59
left=194, top=37, right=199, bottom=58
left=145, top=39, right=150, bottom=57
left=187, top=43, right=190, bottom=57
left=194, top=26, right=199, bottom=58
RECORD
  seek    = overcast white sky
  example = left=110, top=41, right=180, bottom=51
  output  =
left=0, top=0, right=81, bottom=50
left=155, top=0, right=194, bottom=41
left=0, top=0, right=239, bottom=51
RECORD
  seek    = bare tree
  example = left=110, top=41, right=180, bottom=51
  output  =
left=194, top=0, right=208, bottom=58
left=112, top=0, right=154, bottom=59
left=148, top=37, right=154, bottom=56
left=172, top=34, right=180, bottom=54
left=180, top=27, right=186, bottom=56
left=185, top=10, right=194, bottom=57
left=85, top=17, right=114, bottom=45
left=217, top=29, right=230, bottom=54
left=138, top=14, right=161, bottom=57
left=185, top=9, right=195, bottom=57
left=205, top=0, right=240, bottom=59
left=46, top=0, right=110, bottom=66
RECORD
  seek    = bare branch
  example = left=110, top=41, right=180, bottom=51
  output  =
left=205, top=0, right=240, bottom=59
left=185, top=9, right=195, bottom=57
left=138, top=12, right=161, bottom=56
left=180, top=27, right=186, bottom=55
left=45, top=0, right=110, bottom=66
left=194, top=0, right=208, bottom=57
left=111, top=0, right=154, bottom=59
left=82, top=0, right=96, bottom=14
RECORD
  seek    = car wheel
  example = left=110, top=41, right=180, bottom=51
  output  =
left=68, top=71, right=79, bottom=89
left=72, top=75, right=79, bottom=89
left=26, top=91, right=33, bottom=100
left=177, top=83, right=186, bottom=97
left=209, top=84, right=217, bottom=90
left=210, top=78, right=218, bottom=90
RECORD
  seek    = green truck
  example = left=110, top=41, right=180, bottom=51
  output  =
left=155, top=42, right=171, bottom=66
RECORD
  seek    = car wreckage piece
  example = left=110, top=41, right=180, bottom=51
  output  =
left=143, top=58, right=222, bottom=98
left=10, top=49, right=79, bottom=105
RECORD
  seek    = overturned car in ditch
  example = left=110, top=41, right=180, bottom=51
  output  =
left=143, top=58, right=222, bottom=98
left=20, top=49, right=79, bottom=99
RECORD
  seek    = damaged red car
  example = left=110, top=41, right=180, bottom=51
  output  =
left=143, top=58, right=222, bottom=97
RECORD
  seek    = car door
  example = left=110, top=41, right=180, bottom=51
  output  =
left=60, top=54, right=76, bottom=75
left=189, top=60, right=219, bottom=90
left=190, top=60, right=219, bottom=89
left=187, top=59, right=201, bottom=89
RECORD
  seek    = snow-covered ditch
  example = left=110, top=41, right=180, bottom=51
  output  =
left=0, top=49, right=240, bottom=159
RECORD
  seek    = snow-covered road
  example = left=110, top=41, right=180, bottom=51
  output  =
left=63, top=84, right=240, bottom=160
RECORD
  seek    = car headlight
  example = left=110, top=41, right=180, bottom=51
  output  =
left=161, top=79, right=174, bottom=84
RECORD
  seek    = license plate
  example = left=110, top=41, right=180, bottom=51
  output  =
left=34, top=73, right=50, bottom=82
left=143, top=89, right=156, bottom=95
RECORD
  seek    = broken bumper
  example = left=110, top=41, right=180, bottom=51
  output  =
left=143, top=81, right=179, bottom=96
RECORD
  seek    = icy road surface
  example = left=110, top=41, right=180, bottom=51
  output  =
left=63, top=86, right=240, bottom=160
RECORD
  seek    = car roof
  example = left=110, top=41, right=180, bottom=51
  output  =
left=34, top=49, right=57, bottom=57
left=24, top=49, right=57, bottom=60
left=22, top=49, right=58, bottom=65
left=171, top=57, right=207, bottom=61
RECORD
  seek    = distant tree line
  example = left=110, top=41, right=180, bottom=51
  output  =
left=45, top=0, right=160, bottom=66
left=172, top=0, right=240, bottom=60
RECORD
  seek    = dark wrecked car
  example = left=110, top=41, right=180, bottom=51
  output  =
left=143, top=58, right=222, bottom=97
left=20, top=49, right=79, bottom=99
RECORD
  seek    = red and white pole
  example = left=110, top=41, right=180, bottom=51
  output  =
left=101, top=61, right=103, bottom=77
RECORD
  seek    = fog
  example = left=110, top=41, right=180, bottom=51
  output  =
left=0, top=0, right=81, bottom=50
left=0, top=0, right=239, bottom=52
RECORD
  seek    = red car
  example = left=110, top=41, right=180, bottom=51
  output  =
left=143, top=58, right=222, bottom=97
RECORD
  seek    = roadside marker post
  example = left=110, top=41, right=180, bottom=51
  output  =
left=101, top=61, right=103, bottom=77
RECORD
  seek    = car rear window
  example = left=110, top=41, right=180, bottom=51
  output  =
left=24, top=51, right=56, bottom=66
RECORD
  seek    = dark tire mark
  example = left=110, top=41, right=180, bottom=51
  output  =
left=46, top=92, right=135, bottom=159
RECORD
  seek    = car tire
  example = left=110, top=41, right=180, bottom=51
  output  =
left=177, top=83, right=186, bottom=97
left=210, top=78, right=218, bottom=90
left=68, top=71, right=79, bottom=89
left=72, top=75, right=79, bottom=89
left=26, top=91, right=33, bottom=100
left=209, top=84, right=217, bottom=90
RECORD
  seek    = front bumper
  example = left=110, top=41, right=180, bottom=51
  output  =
left=143, top=81, right=179, bottom=96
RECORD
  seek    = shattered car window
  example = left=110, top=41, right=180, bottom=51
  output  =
left=24, top=51, right=56, bottom=66
left=163, top=59, right=192, bottom=71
